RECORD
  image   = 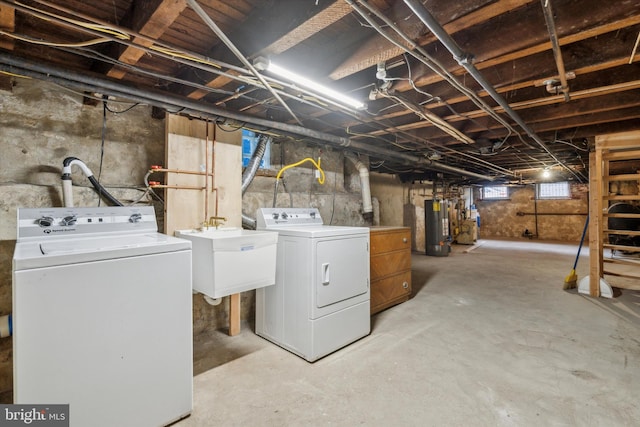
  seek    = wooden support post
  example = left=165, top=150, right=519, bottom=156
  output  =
left=228, top=293, right=241, bottom=336
left=588, top=151, right=601, bottom=297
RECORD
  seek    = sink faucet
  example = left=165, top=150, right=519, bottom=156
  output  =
left=204, top=216, right=227, bottom=229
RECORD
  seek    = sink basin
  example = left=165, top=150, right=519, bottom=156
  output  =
left=175, top=228, right=278, bottom=298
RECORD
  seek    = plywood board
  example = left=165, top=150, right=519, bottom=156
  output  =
left=165, top=114, right=243, bottom=336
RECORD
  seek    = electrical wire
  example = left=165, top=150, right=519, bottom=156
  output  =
left=276, top=157, right=325, bottom=184
left=553, top=139, right=589, bottom=151
left=0, top=30, right=112, bottom=47
left=97, top=98, right=107, bottom=206
left=104, top=102, right=141, bottom=114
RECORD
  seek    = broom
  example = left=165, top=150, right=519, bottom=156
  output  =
left=564, top=215, right=589, bottom=289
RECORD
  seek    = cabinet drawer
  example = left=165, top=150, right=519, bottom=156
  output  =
left=370, top=229, right=411, bottom=254
left=371, top=250, right=411, bottom=279
left=370, top=270, right=411, bottom=314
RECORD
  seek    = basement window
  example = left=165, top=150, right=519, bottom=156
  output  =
left=537, top=181, right=570, bottom=199
left=482, top=185, right=509, bottom=200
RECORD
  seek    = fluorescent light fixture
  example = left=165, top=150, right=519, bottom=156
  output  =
left=256, top=58, right=366, bottom=110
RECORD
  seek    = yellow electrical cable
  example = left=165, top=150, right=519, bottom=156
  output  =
left=276, top=157, right=325, bottom=185
left=15, top=1, right=130, bottom=40
left=0, top=70, right=31, bottom=79
left=147, top=45, right=222, bottom=69
left=0, top=30, right=111, bottom=47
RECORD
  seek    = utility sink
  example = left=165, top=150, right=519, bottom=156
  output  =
left=175, top=228, right=278, bottom=298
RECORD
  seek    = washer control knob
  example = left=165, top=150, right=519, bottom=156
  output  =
left=281, top=212, right=288, bottom=220
left=129, top=213, right=142, bottom=223
left=61, top=215, right=77, bottom=226
left=36, top=216, right=54, bottom=227
left=310, top=211, right=316, bottom=218
left=272, top=212, right=279, bottom=220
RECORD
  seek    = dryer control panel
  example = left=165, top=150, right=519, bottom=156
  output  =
left=17, top=206, right=158, bottom=240
left=256, top=208, right=323, bottom=228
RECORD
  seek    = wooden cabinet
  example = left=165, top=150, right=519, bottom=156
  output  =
left=369, top=227, right=412, bottom=314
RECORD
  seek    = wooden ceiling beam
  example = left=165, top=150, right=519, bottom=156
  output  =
left=330, top=0, right=529, bottom=79
left=181, top=1, right=350, bottom=99
left=107, top=0, right=188, bottom=79
left=0, top=3, right=14, bottom=50
left=401, top=13, right=640, bottom=92
left=0, top=3, right=15, bottom=90
left=254, top=1, right=352, bottom=58
left=357, top=80, right=640, bottom=138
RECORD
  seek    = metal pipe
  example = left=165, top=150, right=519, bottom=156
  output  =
left=0, top=52, right=495, bottom=181
left=241, top=134, right=270, bottom=229
left=186, top=0, right=302, bottom=126
left=540, top=0, right=570, bottom=101
left=349, top=0, right=520, bottom=139
left=402, top=0, right=586, bottom=183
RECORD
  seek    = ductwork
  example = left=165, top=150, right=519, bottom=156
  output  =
left=241, top=134, right=271, bottom=229
left=402, top=0, right=586, bottom=183
left=0, top=52, right=496, bottom=182
left=345, top=153, right=373, bottom=223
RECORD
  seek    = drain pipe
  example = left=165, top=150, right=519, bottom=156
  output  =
left=402, top=0, right=585, bottom=183
left=345, top=153, right=373, bottom=223
left=0, top=314, right=11, bottom=338
left=62, top=157, right=123, bottom=207
left=0, top=53, right=496, bottom=181
left=241, top=134, right=271, bottom=229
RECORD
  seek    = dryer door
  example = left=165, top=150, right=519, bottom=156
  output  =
left=315, top=235, right=369, bottom=308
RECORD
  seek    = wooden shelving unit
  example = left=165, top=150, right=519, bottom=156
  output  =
left=589, top=131, right=640, bottom=296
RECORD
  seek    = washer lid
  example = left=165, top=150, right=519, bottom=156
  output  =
left=13, top=233, right=191, bottom=270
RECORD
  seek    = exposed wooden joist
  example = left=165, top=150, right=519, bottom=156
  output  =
left=180, top=0, right=351, bottom=99
left=107, top=0, right=188, bottom=79
left=0, top=3, right=15, bottom=90
left=402, top=13, right=640, bottom=91
left=357, top=81, right=640, bottom=138
left=331, top=0, right=534, bottom=79
left=0, top=3, right=14, bottom=50
left=253, top=1, right=352, bottom=58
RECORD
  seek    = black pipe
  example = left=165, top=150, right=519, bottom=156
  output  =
left=0, top=52, right=496, bottom=182
left=88, top=176, right=123, bottom=206
left=62, top=157, right=123, bottom=206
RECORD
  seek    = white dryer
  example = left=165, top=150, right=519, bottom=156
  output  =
left=12, top=206, right=192, bottom=427
left=255, top=208, right=370, bottom=362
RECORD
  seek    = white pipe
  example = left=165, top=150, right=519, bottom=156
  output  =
left=61, top=158, right=94, bottom=208
left=0, top=314, right=11, bottom=338
left=345, top=153, right=373, bottom=221
left=62, top=179, right=74, bottom=207
left=203, top=295, right=222, bottom=306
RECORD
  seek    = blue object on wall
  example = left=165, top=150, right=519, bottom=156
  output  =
left=242, top=129, right=271, bottom=169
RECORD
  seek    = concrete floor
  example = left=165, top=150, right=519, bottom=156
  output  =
left=177, top=239, right=640, bottom=426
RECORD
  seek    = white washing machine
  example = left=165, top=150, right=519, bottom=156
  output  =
left=12, top=206, right=193, bottom=427
left=255, top=208, right=370, bottom=362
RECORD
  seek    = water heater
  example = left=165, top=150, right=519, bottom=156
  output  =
left=425, top=199, right=449, bottom=257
